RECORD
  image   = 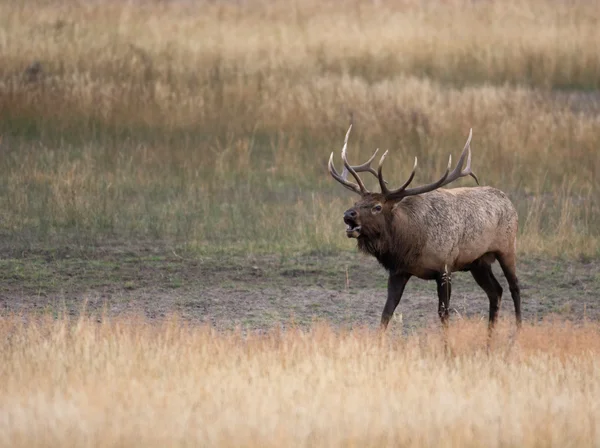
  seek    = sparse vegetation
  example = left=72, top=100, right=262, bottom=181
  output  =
left=0, top=0, right=599, bottom=256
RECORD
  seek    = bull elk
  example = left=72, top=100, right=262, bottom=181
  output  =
left=328, top=125, right=522, bottom=330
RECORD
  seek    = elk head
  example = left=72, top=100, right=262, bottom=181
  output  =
left=328, top=125, right=479, bottom=240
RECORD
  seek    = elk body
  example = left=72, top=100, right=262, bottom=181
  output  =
left=328, top=126, right=522, bottom=330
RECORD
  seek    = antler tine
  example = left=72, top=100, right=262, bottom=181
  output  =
left=341, top=148, right=380, bottom=181
left=377, top=151, right=390, bottom=194
left=394, top=155, right=451, bottom=198
left=385, top=128, right=478, bottom=200
left=341, top=125, right=369, bottom=194
left=466, top=147, right=479, bottom=185
left=463, top=129, right=479, bottom=185
left=444, top=128, right=477, bottom=182
left=378, top=151, right=417, bottom=196
left=439, top=128, right=479, bottom=187
left=396, top=156, right=418, bottom=192
left=459, top=143, right=479, bottom=185
left=328, top=153, right=362, bottom=194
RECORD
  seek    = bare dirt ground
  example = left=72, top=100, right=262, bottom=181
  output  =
left=1, top=241, right=599, bottom=333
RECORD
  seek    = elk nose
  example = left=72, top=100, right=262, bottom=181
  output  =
left=344, top=209, right=358, bottom=222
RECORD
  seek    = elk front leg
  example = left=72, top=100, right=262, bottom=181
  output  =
left=381, top=273, right=411, bottom=330
left=436, top=266, right=451, bottom=327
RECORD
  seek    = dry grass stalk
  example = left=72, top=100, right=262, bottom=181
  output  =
left=0, top=314, right=599, bottom=447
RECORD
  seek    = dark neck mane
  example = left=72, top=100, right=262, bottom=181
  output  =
left=356, top=207, right=420, bottom=274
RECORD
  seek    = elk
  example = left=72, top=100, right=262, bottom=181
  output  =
left=328, top=125, right=521, bottom=330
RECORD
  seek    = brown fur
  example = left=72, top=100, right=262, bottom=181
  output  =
left=342, top=186, right=522, bottom=330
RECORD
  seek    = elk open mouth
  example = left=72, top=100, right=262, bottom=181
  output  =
left=344, top=218, right=361, bottom=238
left=346, top=225, right=361, bottom=238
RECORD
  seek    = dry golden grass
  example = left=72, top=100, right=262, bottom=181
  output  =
left=1, top=314, right=599, bottom=447
left=0, top=0, right=599, bottom=255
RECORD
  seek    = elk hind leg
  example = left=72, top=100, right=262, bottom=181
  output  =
left=470, top=261, right=503, bottom=330
left=497, top=251, right=522, bottom=328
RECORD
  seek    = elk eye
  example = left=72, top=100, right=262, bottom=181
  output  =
left=372, top=204, right=382, bottom=214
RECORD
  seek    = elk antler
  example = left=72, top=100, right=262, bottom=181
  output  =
left=328, top=125, right=381, bottom=195
left=378, top=128, right=479, bottom=201
left=340, top=150, right=380, bottom=183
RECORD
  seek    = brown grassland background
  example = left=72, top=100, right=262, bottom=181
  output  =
left=0, top=317, right=600, bottom=447
left=0, top=315, right=599, bottom=447
left=1, top=0, right=600, bottom=446
left=1, top=0, right=599, bottom=255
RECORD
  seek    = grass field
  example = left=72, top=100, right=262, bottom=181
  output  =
left=1, top=0, right=599, bottom=256
left=1, top=0, right=599, bottom=445
left=1, top=315, right=600, bottom=447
